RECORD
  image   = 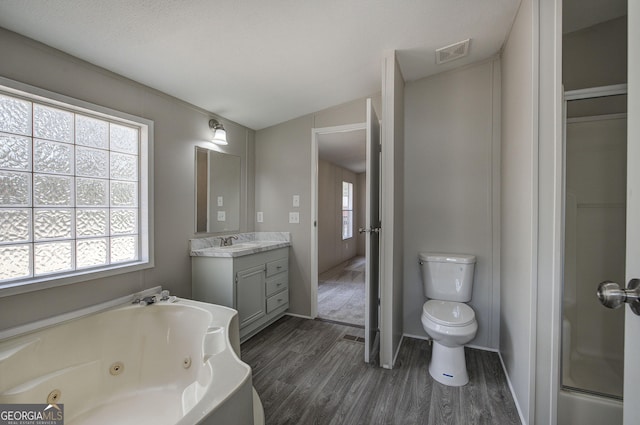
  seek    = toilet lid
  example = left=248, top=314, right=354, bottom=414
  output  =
left=422, top=300, right=475, bottom=327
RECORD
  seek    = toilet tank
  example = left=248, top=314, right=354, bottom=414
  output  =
left=419, top=252, right=476, bottom=302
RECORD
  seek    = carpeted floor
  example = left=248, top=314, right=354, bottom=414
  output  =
left=317, top=256, right=365, bottom=326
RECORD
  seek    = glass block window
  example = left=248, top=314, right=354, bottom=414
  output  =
left=0, top=82, right=151, bottom=289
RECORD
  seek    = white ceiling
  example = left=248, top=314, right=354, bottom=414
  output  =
left=0, top=0, right=521, bottom=130
left=318, top=129, right=366, bottom=174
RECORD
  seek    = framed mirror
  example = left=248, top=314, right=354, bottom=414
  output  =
left=195, top=147, right=241, bottom=233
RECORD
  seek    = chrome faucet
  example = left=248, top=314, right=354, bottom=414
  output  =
left=133, top=290, right=174, bottom=306
left=219, top=235, right=239, bottom=247
left=141, top=296, right=156, bottom=305
left=133, top=295, right=157, bottom=306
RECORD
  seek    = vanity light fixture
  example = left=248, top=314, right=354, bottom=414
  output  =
left=208, top=118, right=228, bottom=145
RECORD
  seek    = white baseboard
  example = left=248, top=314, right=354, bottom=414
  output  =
left=498, top=352, right=527, bottom=425
left=467, top=343, right=499, bottom=352
left=403, top=333, right=501, bottom=353
left=391, top=335, right=405, bottom=367
left=285, top=312, right=314, bottom=320
left=403, top=332, right=431, bottom=341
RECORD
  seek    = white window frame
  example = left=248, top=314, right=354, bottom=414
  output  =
left=342, top=181, right=353, bottom=240
left=0, top=77, right=154, bottom=297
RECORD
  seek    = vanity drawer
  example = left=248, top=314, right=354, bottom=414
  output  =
left=265, top=274, right=288, bottom=297
left=266, top=257, right=288, bottom=277
left=266, top=290, right=289, bottom=313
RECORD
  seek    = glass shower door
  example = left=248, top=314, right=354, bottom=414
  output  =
left=562, top=92, right=627, bottom=399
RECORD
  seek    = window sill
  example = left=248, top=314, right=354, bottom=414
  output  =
left=0, top=260, right=154, bottom=298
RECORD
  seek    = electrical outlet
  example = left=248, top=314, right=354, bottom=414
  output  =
left=217, top=211, right=226, bottom=221
left=289, top=212, right=299, bottom=224
left=257, top=211, right=263, bottom=223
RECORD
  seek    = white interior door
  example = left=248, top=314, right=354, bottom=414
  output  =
left=364, top=98, right=381, bottom=363
left=624, top=2, right=640, bottom=423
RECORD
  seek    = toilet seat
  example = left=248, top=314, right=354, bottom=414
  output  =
left=422, top=300, right=475, bottom=327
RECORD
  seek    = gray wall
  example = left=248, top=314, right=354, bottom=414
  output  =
left=0, top=28, right=255, bottom=330
left=255, top=96, right=381, bottom=317
left=317, top=160, right=358, bottom=273
left=403, top=58, right=501, bottom=350
left=500, top=0, right=536, bottom=421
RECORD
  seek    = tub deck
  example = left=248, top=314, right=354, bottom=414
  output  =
left=0, top=293, right=255, bottom=425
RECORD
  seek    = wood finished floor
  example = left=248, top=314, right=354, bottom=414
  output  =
left=241, top=316, right=520, bottom=425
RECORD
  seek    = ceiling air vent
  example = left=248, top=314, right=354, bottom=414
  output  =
left=435, top=39, right=470, bottom=65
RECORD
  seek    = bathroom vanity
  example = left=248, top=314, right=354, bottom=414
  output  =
left=191, top=233, right=290, bottom=342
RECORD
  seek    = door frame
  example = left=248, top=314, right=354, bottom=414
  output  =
left=624, top=3, right=639, bottom=422
left=310, top=122, right=366, bottom=319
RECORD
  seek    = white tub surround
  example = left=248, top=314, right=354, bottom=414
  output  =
left=558, top=390, right=623, bottom=425
left=190, top=232, right=291, bottom=258
left=0, top=290, right=259, bottom=425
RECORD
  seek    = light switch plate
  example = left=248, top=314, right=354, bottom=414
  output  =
left=217, top=196, right=224, bottom=207
left=293, top=195, right=300, bottom=207
left=257, top=211, right=263, bottom=223
left=217, top=211, right=226, bottom=221
left=289, top=212, right=299, bottom=224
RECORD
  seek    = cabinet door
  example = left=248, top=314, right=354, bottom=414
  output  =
left=236, top=265, right=266, bottom=328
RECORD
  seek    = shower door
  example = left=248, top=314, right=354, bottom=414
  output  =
left=563, top=6, right=640, bottom=422
left=562, top=92, right=627, bottom=401
left=562, top=8, right=640, bottom=414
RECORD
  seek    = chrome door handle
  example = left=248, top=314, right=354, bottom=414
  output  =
left=597, top=279, right=640, bottom=315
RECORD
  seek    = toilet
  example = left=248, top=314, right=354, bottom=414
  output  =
left=419, top=252, right=478, bottom=386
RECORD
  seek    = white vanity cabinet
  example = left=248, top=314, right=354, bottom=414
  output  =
left=192, top=247, right=289, bottom=342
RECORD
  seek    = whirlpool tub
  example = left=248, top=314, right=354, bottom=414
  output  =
left=0, top=288, right=261, bottom=425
